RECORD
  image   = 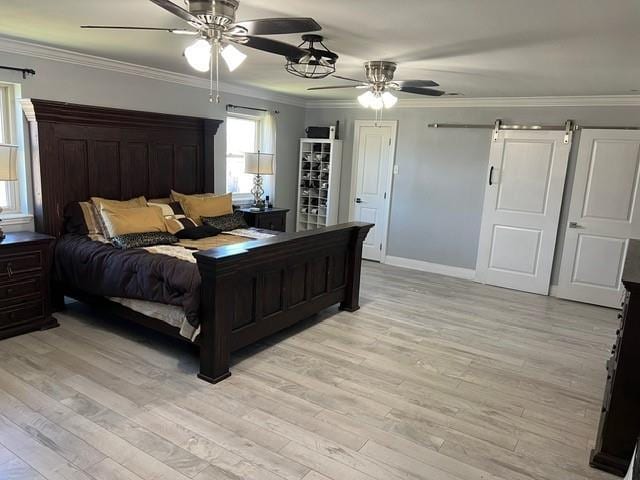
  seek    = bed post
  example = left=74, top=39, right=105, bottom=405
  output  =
left=196, top=260, right=234, bottom=384
left=340, top=225, right=371, bottom=312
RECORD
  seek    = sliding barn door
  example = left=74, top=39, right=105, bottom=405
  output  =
left=556, top=130, right=640, bottom=307
left=476, top=130, right=571, bottom=294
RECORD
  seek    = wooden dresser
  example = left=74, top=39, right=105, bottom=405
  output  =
left=0, top=232, right=58, bottom=340
left=591, top=239, right=640, bottom=476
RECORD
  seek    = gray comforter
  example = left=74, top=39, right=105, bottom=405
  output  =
left=54, top=235, right=201, bottom=327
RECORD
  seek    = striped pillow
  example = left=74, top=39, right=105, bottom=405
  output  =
left=148, top=201, right=198, bottom=234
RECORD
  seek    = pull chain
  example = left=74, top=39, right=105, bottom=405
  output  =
left=215, top=42, right=220, bottom=104
left=208, top=41, right=221, bottom=104
left=209, top=42, right=214, bottom=103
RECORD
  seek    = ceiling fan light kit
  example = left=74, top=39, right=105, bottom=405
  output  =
left=309, top=60, right=446, bottom=110
left=285, top=34, right=338, bottom=79
left=83, top=0, right=322, bottom=102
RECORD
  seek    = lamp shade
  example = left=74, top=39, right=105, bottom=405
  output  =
left=0, top=144, right=18, bottom=181
left=244, top=152, right=274, bottom=175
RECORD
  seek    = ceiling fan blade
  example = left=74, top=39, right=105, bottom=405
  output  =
left=81, top=25, right=197, bottom=34
left=398, top=86, right=446, bottom=96
left=237, top=35, right=307, bottom=60
left=394, top=80, right=440, bottom=88
left=332, top=75, right=367, bottom=83
left=233, top=18, right=321, bottom=36
left=307, top=85, right=361, bottom=91
left=149, top=0, right=205, bottom=28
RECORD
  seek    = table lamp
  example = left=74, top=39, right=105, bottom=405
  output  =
left=244, top=151, right=274, bottom=210
left=0, top=144, right=18, bottom=241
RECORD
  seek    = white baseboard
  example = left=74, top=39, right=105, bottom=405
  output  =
left=384, top=255, right=476, bottom=280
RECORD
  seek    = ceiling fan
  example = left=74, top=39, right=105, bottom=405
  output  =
left=82, top=0, right=322, bottom=102
left=309, top=61, right=446, bottom=109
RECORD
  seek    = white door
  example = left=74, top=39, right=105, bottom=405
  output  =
left=556, top=130, right=640, bottom=308
left=476, top=130, right=572, bottom=294
left=351, top=121, right=397, bottom=262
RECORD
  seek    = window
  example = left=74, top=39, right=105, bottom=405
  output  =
left=226, top=113, right=276, bottom=204
left=0, top=84, right=19, bottom=214
left=226, top=116, right=259, bottom=198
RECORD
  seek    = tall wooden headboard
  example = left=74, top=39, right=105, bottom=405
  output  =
left=21, top=99, right=223, bottom=237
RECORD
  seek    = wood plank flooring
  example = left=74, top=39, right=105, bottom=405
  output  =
left=0, top=261, right=620, bottom=480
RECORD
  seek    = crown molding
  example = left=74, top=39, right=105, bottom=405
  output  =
left=305, top=95, right=640, bottom=109
left=0, top=36, right=307, bottom=108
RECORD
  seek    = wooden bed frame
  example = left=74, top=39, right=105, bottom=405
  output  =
left=22, top=99, right=372, bottom=383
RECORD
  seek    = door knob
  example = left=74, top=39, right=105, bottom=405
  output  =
left=569, top=222, right=583, bottom=229
left=355, top=198, right=363, bottom=204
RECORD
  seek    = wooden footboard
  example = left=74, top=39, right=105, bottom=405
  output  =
left=194, top=222, right=373, bottom=383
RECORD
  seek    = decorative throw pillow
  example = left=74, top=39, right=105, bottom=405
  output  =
left=175, top=225, right=222, bottom=240
left=92, top=196, right=148, bottom=236
left=174, top=191, right=233, bottom=225
left=170, top=190, right=216, bottom=204
left=100, top=205, right=167, bottom=238
left=111, top=232, right=178, bottom=250
left=148, top=201, right=199, bottom=234
left=64, top=201, right=102, bottom=235
left=202, top=211, right=249, bottom=231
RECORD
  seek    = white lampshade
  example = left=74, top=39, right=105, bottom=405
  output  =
left=184, top=39, right=211, bottom=72
left=0, top=144, right=18, bottom=181
left=221, top=44, right=247, bottom=72
left=244, top=152, right=274, bottom=175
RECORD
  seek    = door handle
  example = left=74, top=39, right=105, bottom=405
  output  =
left=489, top=166, right=495, bottom=186
left=569, top=222, right=584, bottom=229
left=355, top=198, right=363, bottom=204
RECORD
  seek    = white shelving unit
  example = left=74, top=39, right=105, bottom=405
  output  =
left=296, top=138, right=343, bottom=232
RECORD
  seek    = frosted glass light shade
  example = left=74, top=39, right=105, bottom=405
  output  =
left=221, top=44, right=247, bottom=72
left=244, top=152, right=274, bottom=175
left=358, top=90, right=396, bottom=110
left=382, top=91, right=398, bottom=108
left=358, top=91, right=375, bottom=108
left=0, top=144, right=18, bottom=181
left=184, top=39, right=211, bottom=72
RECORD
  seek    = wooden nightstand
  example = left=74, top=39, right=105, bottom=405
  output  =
left=0, top=232, right=58, bottom=340
left=238, top=208, right=289, bottom=232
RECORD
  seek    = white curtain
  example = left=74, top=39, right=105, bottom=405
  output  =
left=260, top=111, right=277, bottom=203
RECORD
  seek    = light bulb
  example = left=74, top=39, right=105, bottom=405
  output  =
left=382, top=91, right=398, bottom=108
left=221, top=44, right=247, bottom=72
left=184, top=39, right=211, bottom=72
left=358, top=91, right=375, bottom=108
left=370, top=93, right=384, bottom=110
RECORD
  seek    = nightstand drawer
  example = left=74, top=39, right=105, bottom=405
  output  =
left=0, top=301, right=44, bottom=330
left=0, top=276, right=42, bottom=306
left=0, top=251, right=43, bottom=279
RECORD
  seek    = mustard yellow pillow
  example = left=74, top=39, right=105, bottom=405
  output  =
left=100, top=205, right=167, bottom=238
left=170, top=190, right=215, bottom=204
left=178, top=193, right=233, bottom=224
left=91, top=196, right=147, bottom=212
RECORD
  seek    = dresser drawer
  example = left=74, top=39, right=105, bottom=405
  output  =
left=0, top=276, right=42, bottom=306
left=0, top=251, right=43, bottom=280
left=0, top=301, right=44, bottom=330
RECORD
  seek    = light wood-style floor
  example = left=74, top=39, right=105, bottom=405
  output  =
left=0, top=261, right=620, bottom=480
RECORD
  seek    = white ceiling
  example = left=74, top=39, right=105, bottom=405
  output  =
left=1, top=0, right=639, bottom=100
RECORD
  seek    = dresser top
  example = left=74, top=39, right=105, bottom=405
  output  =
left=623, top=239, right=640, bottom=289
left=0, top=231, right=55, bottom=246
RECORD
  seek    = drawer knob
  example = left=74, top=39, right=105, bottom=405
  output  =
left=6, top=262, right=13, bottom=279
left=6, top=288, right=13, bottom=296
